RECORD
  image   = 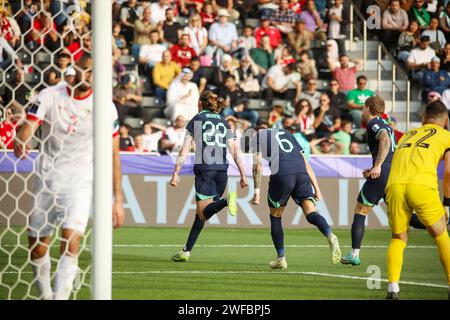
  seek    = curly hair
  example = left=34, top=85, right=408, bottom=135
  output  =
left=199, top=91, right=226, bottom=113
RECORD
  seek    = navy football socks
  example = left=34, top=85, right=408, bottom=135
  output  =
left=203, top=198, right=228, bottom=220
left=306, top=212, right=332, bottom=237
left=270, top=215, right=285, bottom=258
left=351, top=213, right=366, bottom=249
left=183, top=215, right=204, bottom=252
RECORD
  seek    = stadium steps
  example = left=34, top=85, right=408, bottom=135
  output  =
left=142, top=107, right=164, bottom=121
left=141, top=96, right=164, bottom=108
left=347, top=39, right=422, bottom=131
left=140, top=96, right=165, bottom=121
left=151, top=118, right=172, bottom=127
left=140, top=75, right=152, bottom=96
left=125, top=117, right=144, bottom=129
left=119, top=55, right=138, bottom=72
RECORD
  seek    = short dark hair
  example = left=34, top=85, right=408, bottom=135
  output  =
left=225, top=75, right=236, bottom=82
left=58, top=52, right=71, bottom=59
left=299, top=49, right=309, bottom=57
left=122, top=124, right=132, bottom=132
left=389, top=0, right=400, bottom=5
left=341, top=119, right=353, bottom=127
left=285, top=62, right=297, bottom=72
left=357, top=75, right=367, bottom=83
left=190, top=56, right=200, bottom=63
left=423, top=100, right=448, bottom=120
left=365, top=96, right=385, bottom=116
left=77, top=51, right=92, bottom=66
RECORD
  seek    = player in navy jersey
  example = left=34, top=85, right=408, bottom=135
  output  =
left=251, top=127, right=342, bottom=269
left=341, top=96, right=395, bottom=266
left=169, top=91, right=248, bottom=262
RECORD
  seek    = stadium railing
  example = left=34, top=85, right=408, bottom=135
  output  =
left=349, top=1, right=367, bottom=71
left=376, top=42, right=412, bottom=131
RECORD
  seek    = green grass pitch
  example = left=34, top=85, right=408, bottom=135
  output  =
left=0, top=227, right=448, bottom=300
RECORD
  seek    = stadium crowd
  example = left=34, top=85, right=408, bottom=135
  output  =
left=0, top=0, right=449, bottom=155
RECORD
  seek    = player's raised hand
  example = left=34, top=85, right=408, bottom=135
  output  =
left=251, top=193, right=260, bottom=205
left=169, top=173, right=179, bottom=187
left=112, top=201, right=125, bottom=229
left=240, top=177, right=248, bottom=189
left=13, top=141, right=29, bottom=159
left=368, top=165, right=381, bottom=179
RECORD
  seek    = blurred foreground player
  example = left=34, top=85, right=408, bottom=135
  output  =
left=14, top=53, right=125, bottom=300
left=169, top=91, right=248, bottom=262
left=385, top=100, right=450, bottom=300
left=251, top=127, right=341, bottom=269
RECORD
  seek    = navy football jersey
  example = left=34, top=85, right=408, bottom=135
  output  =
left=254, top=128, right=307, bottom=177
left=366, top=117, right=395, bottom=164
left=186, top=110, right=234, bottom=172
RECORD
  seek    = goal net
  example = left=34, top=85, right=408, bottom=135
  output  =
left=0, top=0, right=110, bottom=300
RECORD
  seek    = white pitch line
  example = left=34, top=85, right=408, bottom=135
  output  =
left=1, top=244, right=436, bottom=249
left=2, top=270, right=446, bottom=289
left=110, top=244, right=435, bottom=249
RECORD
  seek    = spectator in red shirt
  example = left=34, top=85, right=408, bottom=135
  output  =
left=170, top=33, right=197, bottom=67
left=254, top=14, right=282, bottom=50
left=327, top=55, right=362, bottom=93
left=289, top=0, right=306, bottom=14
left=276, top=45, right=296, bottom=66
left=66, top=34, right=92, bottom=62
left=0, top=106, right=23, bottom=150
left=179, top=0, right=205, bottom=15
left=119, top=124, right=135, bottom=152
left=200, top=2, right=216, bottom=29
left=1, top=11, right=20, bottom=48
left=133, top=134, right=150, bottom=153
left=28, top=11, right=59, bottom=51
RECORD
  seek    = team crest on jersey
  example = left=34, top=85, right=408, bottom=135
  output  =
left=29, top=101, right=40, bottom=115
left=372, top=124, right=380, bottom=132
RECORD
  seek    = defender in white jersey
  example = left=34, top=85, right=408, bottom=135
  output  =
left=14, top=53, right=125, bottom=300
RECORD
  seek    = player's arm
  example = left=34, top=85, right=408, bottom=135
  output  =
left=112, top=134, right=125, bottom=228
left=14, top=119, right=39, bottom=158
left=302, top=153, right=322, bottom=201
left=309, top=138, right=324, bottom=155
left=150, top=122, right=167, bottom=132
left=169, top=134, right=193, bottom=187
left=251, top=152, right=263, bottom=205
left=227, top=138, right=248, bottom=189
left=368, top=129, right=391, bottom=179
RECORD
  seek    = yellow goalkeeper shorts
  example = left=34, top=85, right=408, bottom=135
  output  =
left=386, top=183, right=445, bottom=234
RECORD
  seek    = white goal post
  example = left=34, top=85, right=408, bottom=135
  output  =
left=92, top=0, right=113, bottom=300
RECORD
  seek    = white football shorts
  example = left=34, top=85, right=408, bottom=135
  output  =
left=28, top=180, right=92, bottom=238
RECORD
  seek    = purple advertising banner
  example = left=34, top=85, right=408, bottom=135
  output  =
left=0, top=152, right=445, bottom=178
left=0, top=152, right=445, bottom=229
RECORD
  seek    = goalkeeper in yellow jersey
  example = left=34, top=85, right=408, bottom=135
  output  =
left=385, top=100, right=450, bottom=300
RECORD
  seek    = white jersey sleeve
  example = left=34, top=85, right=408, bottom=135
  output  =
left=26, top=88, right=53, bottom=124
left=112, top=102, right=120, bottom=138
